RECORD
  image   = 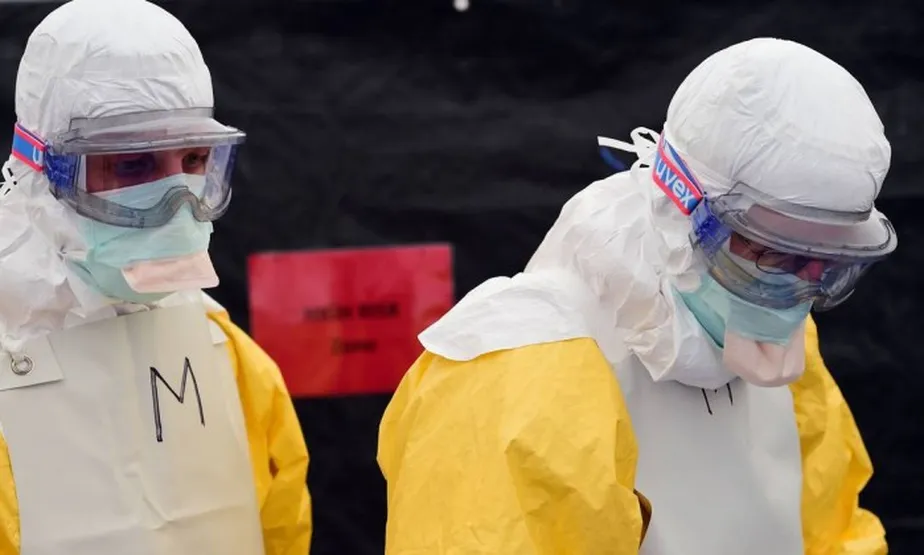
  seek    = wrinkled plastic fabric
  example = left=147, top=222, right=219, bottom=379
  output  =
left=379, top=317, right=885, bottom=554
left=796, top=317, right=886, bottom=555
left=524, top=169, right=736, bottom=389
left=15, top=0, right=212, bottom=144
left=379, top=337, right=647, bottom=554
left=0, top=304, right=314, bottom=555
left=661, top=38, right=889, bottom=213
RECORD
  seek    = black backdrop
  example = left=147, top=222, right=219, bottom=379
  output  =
left=1, top=0, right=922, bottom=553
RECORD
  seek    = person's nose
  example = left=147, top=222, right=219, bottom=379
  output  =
left=797, top=260, right=826, bottom=281
left=156, top=150, right=186, bottom=179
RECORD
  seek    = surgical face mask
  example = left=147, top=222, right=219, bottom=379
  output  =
left=676, top=255, right=812, bottom=387
left=66, top=174, right=218, bottom=304
left=678, top=271, right=812, bottom=346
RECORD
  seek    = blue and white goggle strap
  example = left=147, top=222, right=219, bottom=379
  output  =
left=11, top=123, right=79, bottom=200
left=649, top=136, right=733, bottom=257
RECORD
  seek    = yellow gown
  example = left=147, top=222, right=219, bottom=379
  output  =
left=379, top=316, right=884, bottom=554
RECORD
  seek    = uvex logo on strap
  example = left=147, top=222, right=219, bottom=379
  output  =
left=11, top=124, right=46, bottom=172
left=652, top=137, right=703, bottom=215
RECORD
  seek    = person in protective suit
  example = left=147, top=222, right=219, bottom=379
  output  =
left=0, top=1, right=312, bottom=554
left=379, top=38, right=894, bottom=554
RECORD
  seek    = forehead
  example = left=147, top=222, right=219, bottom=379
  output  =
left=110, top=146, right=203, bottom=154
left=89, top=146, right=209, bottom=160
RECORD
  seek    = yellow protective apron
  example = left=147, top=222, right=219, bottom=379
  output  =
left=0, top=303, right=265, bottom=555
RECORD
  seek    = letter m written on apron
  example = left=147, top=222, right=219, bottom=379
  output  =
left=151, top=357, right=205, bottom=442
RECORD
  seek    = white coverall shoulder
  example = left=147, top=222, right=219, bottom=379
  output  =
left=0, top=0, right=215, bottom=352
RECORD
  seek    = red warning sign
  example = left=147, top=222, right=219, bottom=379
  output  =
left=248, top=244, right=454, bottom=397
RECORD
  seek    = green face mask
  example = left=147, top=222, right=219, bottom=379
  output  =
left=676, top=272, right=812, bottom=347
left=66, top=175, right=213, bottom=303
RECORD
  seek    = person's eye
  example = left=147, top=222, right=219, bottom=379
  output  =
left=182, top=149, right=210, bottom=172
left=741, top=238, right=767, bottom=255
left=113, top=154, right=156, bottom=178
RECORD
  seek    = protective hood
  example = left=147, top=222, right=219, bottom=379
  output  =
left=0, top=0, right=214, bottom=354
left=662, top=38, right=890, bottom=211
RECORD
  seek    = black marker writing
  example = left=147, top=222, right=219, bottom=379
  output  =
left=150, top=357, right=205, bottom=443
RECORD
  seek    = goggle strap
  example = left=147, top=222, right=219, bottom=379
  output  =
left=651, top=136, right=704, bottom=215
left=11, top=124, right=46, bottom=172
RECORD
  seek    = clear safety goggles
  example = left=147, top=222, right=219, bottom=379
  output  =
left=12, top=108, right=245, bottom=228
left=651, top=136, right=897, bottom=311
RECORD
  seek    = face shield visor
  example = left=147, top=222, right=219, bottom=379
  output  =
left=653, top=137, right=897, bottom=312
left=12, top=107, right=244, bottom=228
